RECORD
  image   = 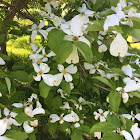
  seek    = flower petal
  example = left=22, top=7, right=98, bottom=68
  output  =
left=65, top=64, right=77, bottom=74
left=31, top=30, right=37, bottom=41
left=0, top=120, right=8, bottom=136
left=23, top=121, right=34, bottom=134
left=64, top=73, right=73, bottom=82
left=31, top=108, right=45, bottom=117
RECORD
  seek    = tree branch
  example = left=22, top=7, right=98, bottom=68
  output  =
left=0, top=0, right=38, bottom=23
left=93, top=83, right=111, bottom=92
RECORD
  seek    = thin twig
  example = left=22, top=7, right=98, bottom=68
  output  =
left=93, top=83, right=111, bottom=92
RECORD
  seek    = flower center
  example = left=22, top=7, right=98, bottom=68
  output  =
left=43, top=54, right=47, bottom=58
left=72, top=36, right=79, bottom=41
left=100, top=113, right=104, bottom=116
left=132, top=114, right=135, bottom=118
left=7, top=115, right=11, bottom=119
left=37, top=59, right=42, bottom=64
left=62, top=70, right=67, bottom=75
left=35, top=27, right=40, bottom=31
left=81, top=12, right=85, bottom=15
left=29, top=101, right=33, bottom=105
left=131, top=77, right=135, bottom=80
left=59, top=116, right=63, bottom=121
left=120, top=88, right=125, bottom=93
left=87, top=22, right=91, bottom=26
left=38, top=70, right=43, bottom=75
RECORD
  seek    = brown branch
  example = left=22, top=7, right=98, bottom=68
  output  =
left=12, top=79, right=39, bottom=91
left=0, top=0, right=37, bottom=23
left=129, top=41, right=140, bottom=44
left=93, top=39, right=112, bottom=48
left=93, top=83, right=111, bottom=92
left=78, top=63, right=87, bottom=78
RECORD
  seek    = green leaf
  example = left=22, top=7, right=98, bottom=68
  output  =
left=110, top=68, right=125, bottom=75
left=109, top=0, right=119, bottom=7
left=0, top=34, right=5, bottom=43
left=74, top=41, right=93, bottom=62
left=44, top=92, right=54, bottom=109
left=5, top=77, right=11, bottom=94
left=0, top=54, right=11, bottom=61
left=108, top=26, right=123, bottom=33
left=86, top=20, right=104, bottom=31
left=129, top=91, right=140, bottom=98
left=99, top=9, right=115, bottom=17
left=128, top=29, right=140, bottom=40
left=129, top=17, right=140, bottom=29
left=101, top=132, right=124, bottom=140
left=60, top=80, right=71, bottom=95
left=93, top=76, right=114, bottom=89
left=109, top=91, right=121, bottom=113
left=0, top=69, right=5, bottom=78
left=39, top=80, right=50, bottom=98
left=106, top=114, right=120, bottom=128
left=9, top=70, right=28, bottom=82
left=48, top=29, right=73, bottom=63
left=71, top=130, right=83, bottom=140
left=12, top=63, right=26, bottom=70
left=52, top=96, right=62, bottom=109
left=15, top=113, right=34, bottom=124
left=90, top=122, right=117, bottom=133
left=48, top=122, right=58, bottom=135
left=4, top=130, right=28, bottom=140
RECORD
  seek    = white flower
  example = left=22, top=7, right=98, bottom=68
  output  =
left=93, top=109, right=109, bottom=122
left=97, top=40, right=107, bottom=53
left=50, top=114, right=64, bottom=124
left=33, top=63, right=50, bottom=81
left=28, top=21, right=48, bottom=41
left=121, top=123, right=140, bottom=140
left=78, top=97, right=85, bottom=103
left=122, top=111, right=140, bottom=121
left=44, top=0, right=58, bottom=13
left=74, top=122, right=80, bottom=128
left=56, top=64, right=77, bottom=84
left=23, top=121, right=34, bottom=134
left=0, top=136, right=13, bottom=140
left=0, top=57, right=5, bottom=65
left=57, top=89, right=69, bottom=99
left=78, top=3, right=94, bottom=17
left=0, top=120, right=8, bottom=136
left=128, top=8, right=140, bottom=18
left=110, top=33, right=128, bottom=57
left=62, top=102, right=70, bottom=110
left=84, top=62, right=106, bottom=77
left=63, top=111, right=79, bottom=123
left=30, top=120, right=38, bottom=127
left=3, top=108, right=21, bottom=129
left=0, top=92, right=2, bottom=97
left=116, top=87, right=129, bottom=103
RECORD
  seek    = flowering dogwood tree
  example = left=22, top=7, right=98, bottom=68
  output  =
left=0, top=0, right=140, bottom=139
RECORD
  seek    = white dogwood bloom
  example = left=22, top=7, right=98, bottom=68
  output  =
left=97, top=40, right=107, bottom=53
left=128, top=8, right=140, bottom=18
left=62, top=102, right=70, bottom=110
left=50, top=114, right=64, bottom=124
left=54, top=64, right=77, bottom=84
left=93, top=109, right=109, bottom=122
left=23, top=121, right=34, bottom=134
left=94, top=132, right=101, bottom=139
left=110, top=33, right=128, bottom=57
left=122, top=111, right=140, bottom=121
left=121, top=123, right=140, bottom=140
left=44, top=0, right=58, bottom=13
left=33, top=63, right=50, bottom=81
left=84, top=62, right=106, bottom=77
left=3, top=108, right=21, bottom=129
left=78, top=3, right=94, bottom=17
left=28, top=21, right=48, bottom=41
left=0, top=120, right=8, bottom=136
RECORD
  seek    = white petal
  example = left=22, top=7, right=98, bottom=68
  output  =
left=64, top=73, right=73, bottom=82
left=47, top=51, right=56, bottom=57
left=53, top=16, right=61, bottom=27
left=50, top=114, right=60, bottom=123
left=50, top=1, right=58, bottom=8
left=71, top=15, right=85, bottom=36
left=39, top=30, right=48, bottom=39
left=94, top=132, right=101, bottom=139
left=31, top=30, right=37, bottom=41
left=12, top=103, right=23, bottom=108
left=131, top=123, right=140, bottom=140
left=84, top=62, right=94, bottom=70
left=121, top=130, right=133, bottom=140
left=45, top=3, right=52, bottom=13
left=23, top=121, right=34, bottom=134
left=30, top=43, right=38, bottom=52
left=79, top=36, right=91, bottom=47
left=122, top=65, right=133, bottom=77
left=100, top=116, right=106, bottom=122
left=42, top=74, right=55, bottom=86
left=64, top=35, right=73, bottom=41
left=74, top=123, right=80, bottom=128
left=0, top=120, right=8, bottom=136
left=24, top=107, right=33, bottom=117
left=135, top=114, right=140, bottom=121
left=31, top=108, right=45, bottom=117
left=122, top=114, right=132, bottom=119
left=62, top=102, right=70, bottom=109
left=97, top=69, right=106, bottom=77
left=30, top=120, right=38, bottom=127
left=58, top=64, right=64, bottom=72
left=98, top=44, right=107, bottom=53
left=4, top=108, right=10, bottom=116
left=38, top=21, right=45, bottom=29
left=51, top=73, right=63, bottom=86
left=32, top=63, right=40, bottom=73
left=110, top=33, right=128, bottom=57
left=31, top=24, right=37, bottom=30
left=89, top=69, right=96, bottom=74
left=33, top=74, right=41, bottom=81
left=65, top=64, right=77, bottom=74
left=66, top=45, right=79, bottom=64
left=10, top=118, right=21, bottom=126
left=124, top=81, right=140, bottom=92
left=63, top=114, right=73, bottom=122
left=122, top=92, right=129, bottom=103
left=40, top=63, right=50, bottom=73
left=0, top=57, right=5, bottom=65
left=78, top=3, right=86, bottom=13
